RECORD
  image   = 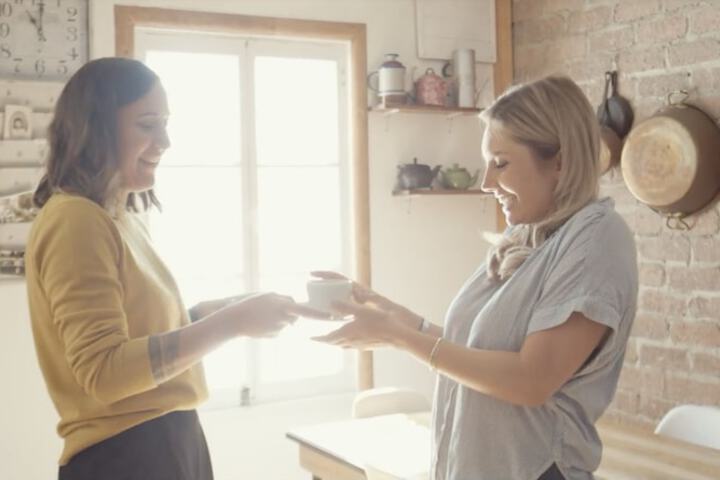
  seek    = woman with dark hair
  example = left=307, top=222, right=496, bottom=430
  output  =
left=25, top=57, right=306, bottom=480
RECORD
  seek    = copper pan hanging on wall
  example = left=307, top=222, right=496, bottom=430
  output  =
left=621, top=91, right=720, bottom=230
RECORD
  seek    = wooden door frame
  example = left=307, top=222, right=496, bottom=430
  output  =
left=114, top=5, right=374, bottom=389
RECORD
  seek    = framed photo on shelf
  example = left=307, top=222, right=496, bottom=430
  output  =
left=3, top=105, right=33, bottom=140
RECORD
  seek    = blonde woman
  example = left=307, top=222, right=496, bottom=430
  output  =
left=310, top=76, right=638, bottom=480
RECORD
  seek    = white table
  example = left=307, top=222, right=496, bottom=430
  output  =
left=287, top=412, right=720, bottom=480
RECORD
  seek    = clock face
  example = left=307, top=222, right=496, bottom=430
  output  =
left=0, top=0, right=88, bottom=81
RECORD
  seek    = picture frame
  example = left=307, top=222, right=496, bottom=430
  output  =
left=3, top=105, right=33, bottom=140
left=415, top=0, right=496, bottom=62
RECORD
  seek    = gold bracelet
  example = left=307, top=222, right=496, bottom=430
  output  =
left=428, top=337, right=443, bottom=370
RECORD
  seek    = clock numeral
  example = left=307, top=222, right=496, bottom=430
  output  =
left=13, top=57, right=22, bottom=74
left=57, top=60, right=67, bottom=76
left=0, top=2, right=13, bottom=17
left=66, top=6, right=76, bottom=21
left=0, top=22, right=9, bottom=38
left=67, top=46, right=78, bottom=60
left=66, top=25, right=77, bottom=41
left=34, top=58, right=45, bottom=76
left=0, top=44, right=11, bottom=58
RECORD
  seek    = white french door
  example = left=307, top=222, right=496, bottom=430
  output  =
left=134, top=28, right=355, bottom=407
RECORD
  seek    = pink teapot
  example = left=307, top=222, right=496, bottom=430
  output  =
left=414, top=68, right=448, bottom=107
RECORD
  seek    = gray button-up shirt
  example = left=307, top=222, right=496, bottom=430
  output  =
left=431, top=198, right=638, bottom=480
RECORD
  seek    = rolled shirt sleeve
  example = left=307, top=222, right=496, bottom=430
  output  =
left=527, top=210, right=636, bottom=337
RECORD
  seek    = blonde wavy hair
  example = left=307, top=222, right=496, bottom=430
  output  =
left=482, top=75, right=601, bottom=282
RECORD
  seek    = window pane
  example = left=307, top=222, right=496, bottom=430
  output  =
left=257, top=166, right=343, bottom=275
left=149, top=166, right=246, bottom=307
left=145, top=51, right=241, bottom=166
left=138, top=35, right=354, bottom=402
left=254, top=56, right=339, bottom=166
left=149, top=165, right=248, bottom=394
left=257, top=322, right=347, bottom=382
left=203, top=338, right=247, bottom=390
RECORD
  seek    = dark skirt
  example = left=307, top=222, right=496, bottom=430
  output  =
left=58, top=410, right=213, bottom=480
left=538, top=463, right=566, bottom=480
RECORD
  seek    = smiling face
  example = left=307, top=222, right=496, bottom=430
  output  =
left=481, top=125, right=561, bottom=226
left=116, top=81, right=170, bottom=192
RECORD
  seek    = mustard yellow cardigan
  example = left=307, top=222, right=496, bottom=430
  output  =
left=25, top=193, right=207, bottom=465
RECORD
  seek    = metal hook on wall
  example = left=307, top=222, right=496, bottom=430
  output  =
left=666, top=90, right=689, bottom=106
left=660, top=211, right=692, bottom=231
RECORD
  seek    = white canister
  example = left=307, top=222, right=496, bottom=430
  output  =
left=453, top=48, right=476, bottom=77
left=443, top=49, right=477, bottom=108
left=457, top=81, right=476, bottom=108
left=368, top=53, right=407, bottom=104
left=455, top=49, right=476, bottom=108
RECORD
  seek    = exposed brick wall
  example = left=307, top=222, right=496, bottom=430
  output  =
left=512, top=0, right=720, bottom=428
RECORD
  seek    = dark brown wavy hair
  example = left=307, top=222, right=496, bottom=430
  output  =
left=34, top=57, right=161, bottom=212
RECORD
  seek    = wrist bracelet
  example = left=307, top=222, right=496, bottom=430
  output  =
left=429, top=337, right=443, bottom=370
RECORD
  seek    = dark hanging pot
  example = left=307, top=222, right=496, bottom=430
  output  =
left=597, top=70, right=634, bottom=139
left=598, top=125, right=622, bottom=174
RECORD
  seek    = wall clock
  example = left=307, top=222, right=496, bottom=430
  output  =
left=0, top=0, right=88, bottom=81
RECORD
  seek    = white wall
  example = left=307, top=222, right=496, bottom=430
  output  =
left=0, top=279, right=63, bottom=479
left=0, top=1, right=496, bottom=479
left=368, top=113, right=495, bottom=398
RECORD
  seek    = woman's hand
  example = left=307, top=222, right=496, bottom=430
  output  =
left=311, top=271, right=424, bottom=330
left=189, top=294, right=254, bottom=322
left=148, top=293, right=326, bottom=387
left=310, top=300, right=418, bottom=350
left=208, top=292, right=299, bottom=338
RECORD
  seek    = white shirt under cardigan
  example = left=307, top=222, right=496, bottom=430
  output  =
left=431, top=198, right=638, bottom=480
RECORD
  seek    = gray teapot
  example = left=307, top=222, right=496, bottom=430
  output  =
left=395, top=158, right=442, bottom=191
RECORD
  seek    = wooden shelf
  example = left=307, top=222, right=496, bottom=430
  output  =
left=392, top=188, right=489, bottom=197
left=369, top=103, right=483, bottom=117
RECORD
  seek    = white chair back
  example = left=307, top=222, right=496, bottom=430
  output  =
left=352, top=387, right=430, bottom=419
left=655, top=404, right=720, bottom=450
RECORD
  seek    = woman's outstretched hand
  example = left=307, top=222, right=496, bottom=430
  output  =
left=307, top=272, right=424, bottom=349
left=189, top=294, right=255, bottom=321
left=310, top=271, right=424, bottom=330
left=208, top=292, right=300, bottom=338
left=309, top=300, right=413, bottom=349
